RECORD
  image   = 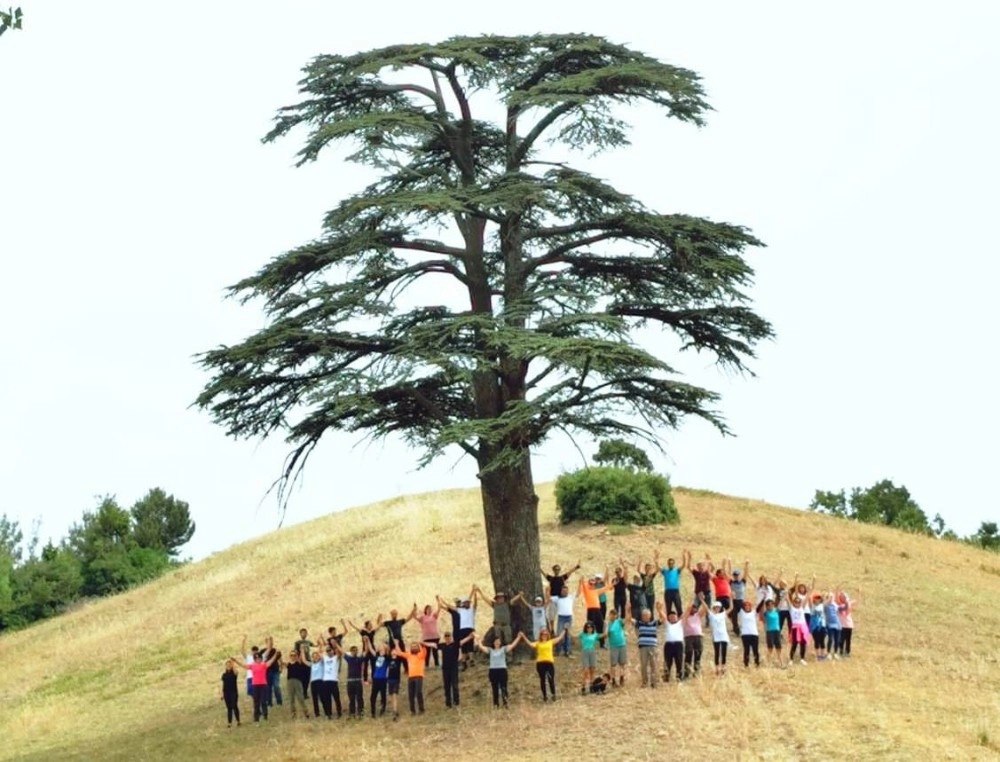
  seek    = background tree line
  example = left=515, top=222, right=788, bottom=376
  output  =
left=0, top=488, right=194, bottom=631
left=811, top=478, right=998, bottom=550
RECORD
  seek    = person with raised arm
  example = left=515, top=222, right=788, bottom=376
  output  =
left=823, top=591, right=842, bottom=659
left=381, top=608, right=407, bottom=653
left=577, top=620, right=601, bottom=694
left=636, top=558, right=658, bottom=613
left=231, top=647, right=279, bottom=722
left=578, top=566, right=612, bottom=647
left=761, top=599, right=784, bottom=667
left=477, top=586, right=514, bottom=647
left=687, top=549, right=713, bottom=607
left=655, top=549, right=683, bottom=616
left=542, top=560, right=581, bottom=624
left=605, top=608, right=628, bottom=686
left=285, top=648, right=311, bottom=719
left=737, top=600, right=761, bottom=668
left=553, top=583, right=576, bottom=657
left=261, top=635, right=283, bottom=709
left=683, top=596, right=708, bottom=678
left=423, top=628, right=478, bottom=708
left=476, top=632, right=520, bottom=708
left=320, top=637, right=344, bottom=719
left=663, top=607, right=685, bottom=682
left=309, top=650, right=324, bottom=719
left=836, top=586, right=859, bottom=657
left=408, top=601, right=443, bottom=668
left=362, top=636, right=390, bottom=718
left=344, top=617, right=379, bottom=682
left=392, top=639, right=433, bottom=716
left=728, top=560, right=751, bottom=635
left=512, top=590, right=550, bottom=641
left=707, top=598, right=731, bottom=676
left=238, top=635, right=259, bottom=699
left=787, top=587, right=811, bottom=665
left=611, top=561, right=628, bottom=619
left=343, top=641, right=367, bottom=719
left=711, top=558, right=733, bottom=616
left=519, top=626, right=568, bottom=701
left=632, top=601, right=666, bottom=689
left=626, top=572, right=648, bottom=622
left=438, top=586, right=479, bottom=669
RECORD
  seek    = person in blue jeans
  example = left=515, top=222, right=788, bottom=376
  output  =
left=554, top=585, right=575, bottom=656
left=262, top=636, right=283, bottom=707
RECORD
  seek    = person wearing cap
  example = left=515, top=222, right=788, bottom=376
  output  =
left=437, top=587, right=479, bottom=669
left=477, top=586, right=514, bottom=646
left=707, top=596, right=731, bottom=676
left=632, top=601, right=667, bottom=688
left=729, top=560, right=751, bottom=635
left=513, top=590, right=551, bottom=641
left=423, top=629, right=476, bottom=708
left=542, top=560, right=581, bottom=624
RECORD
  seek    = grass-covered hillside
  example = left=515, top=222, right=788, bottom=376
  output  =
left=2, top=484, right=999, bottom=761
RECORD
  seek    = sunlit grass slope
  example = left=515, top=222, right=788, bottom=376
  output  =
left=2, top=484, right=1000, bottom=761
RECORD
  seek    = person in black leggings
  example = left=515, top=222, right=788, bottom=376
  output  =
left=221, top=659, right=241, bottom=726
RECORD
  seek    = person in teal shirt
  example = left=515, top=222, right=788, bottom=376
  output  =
left=605, top=609, right=628, bottom=686
left=578, top=622, right=601, bottom=694
left=763, top=600, right=784, bottom=667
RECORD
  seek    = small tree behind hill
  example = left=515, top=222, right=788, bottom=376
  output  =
left=557, top=440, right=677, bottom=525
left=810, top=479, right=933, bottom=535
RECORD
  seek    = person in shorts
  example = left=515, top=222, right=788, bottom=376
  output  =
left=386, top=650, right=403, bottom=720
left=605, top=608, right=628, bottom=686
left=577, top=621, right=600, bottom=694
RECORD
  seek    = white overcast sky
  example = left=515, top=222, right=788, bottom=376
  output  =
left=2, top=2, right=997, bottom=559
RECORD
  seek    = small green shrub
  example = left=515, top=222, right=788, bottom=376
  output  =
left=555, top=466, right=679, bottom=526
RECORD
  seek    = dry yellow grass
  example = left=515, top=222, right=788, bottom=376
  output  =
left=2, top=484, right=1000, bottom=761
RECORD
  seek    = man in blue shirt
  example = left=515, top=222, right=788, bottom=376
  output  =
left=655, top=550, right=683, bottom=616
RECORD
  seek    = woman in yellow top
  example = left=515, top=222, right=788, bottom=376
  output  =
left=516, top=625, right=568, bottom=702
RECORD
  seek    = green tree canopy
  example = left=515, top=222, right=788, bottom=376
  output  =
left=130, top=488, right=195, bottom=558
left=592, top=438, right=654, bottom=472
left=197, top=34, right=772, bottom=612
left=810, top=479, right=933, bottom=534
left=0, top=6, right=22, bottom=37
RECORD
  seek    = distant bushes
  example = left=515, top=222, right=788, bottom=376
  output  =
left=556, top=439, right=678, bottom=526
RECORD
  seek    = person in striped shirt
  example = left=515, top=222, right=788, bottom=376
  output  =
left=632, top=601, right=666, bottom=688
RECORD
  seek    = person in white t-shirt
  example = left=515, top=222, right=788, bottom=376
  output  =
left=707, top=599, right=731, bottom=675
left=736, top=600, right=760, bottom=667
left=554, top=585, right=575, bottom=656
left=663, top=610, right=685, bottom=682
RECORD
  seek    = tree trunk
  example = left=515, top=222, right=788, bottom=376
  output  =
left=478, top=447, right=541, bottom=646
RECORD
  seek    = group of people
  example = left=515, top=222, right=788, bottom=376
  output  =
left=219, top=550, right=859, bottom=726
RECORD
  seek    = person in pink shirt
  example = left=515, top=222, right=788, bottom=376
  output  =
left=683, top=597, right=707, bottom=678
left=836, top=587, right=859, bottom=657
left=232, top=648, right=279, bottom=722
left=408, top=602, right=443, bottom=668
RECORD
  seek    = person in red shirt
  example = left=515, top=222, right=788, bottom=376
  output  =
left=232, top=648, right=279, bottom=722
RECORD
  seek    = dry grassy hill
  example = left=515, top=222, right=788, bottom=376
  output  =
left=2, top=484, right=1000, bottom=761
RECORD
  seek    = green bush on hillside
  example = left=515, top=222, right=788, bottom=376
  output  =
left=556, top=466, right=679, bottom=526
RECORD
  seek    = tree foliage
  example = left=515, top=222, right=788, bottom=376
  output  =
left=0, top=6, right=22, bottom=37
left=592, top=438, right=654, bottom=471
left=131, top=488, right=195, bottom=558
left=196, top=34, right=772, bottom=599
left=970, top=521, right=1000, bottom=551
left=0, top=490, right=194, bottom=631
left=556, top=466, right=677, bottom=525
left=810, top=479, right=933, bottom=534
